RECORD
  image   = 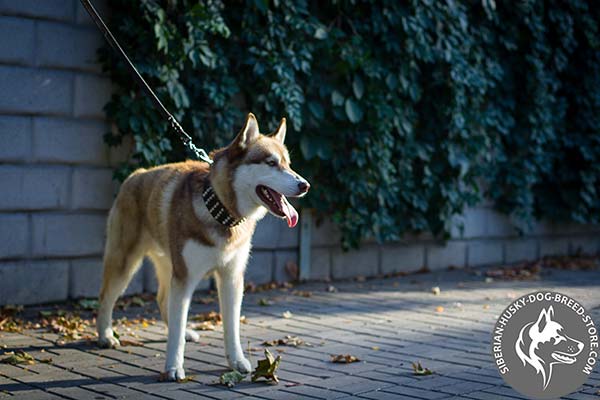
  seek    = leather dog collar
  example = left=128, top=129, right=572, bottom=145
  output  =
left=202, top=182, right=245, bottom=228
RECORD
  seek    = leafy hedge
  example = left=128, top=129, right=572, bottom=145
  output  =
left=100, top=0, right=600, bottom=248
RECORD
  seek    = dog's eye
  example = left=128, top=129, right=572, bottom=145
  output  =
left=266, top=160, right=277, bottom=167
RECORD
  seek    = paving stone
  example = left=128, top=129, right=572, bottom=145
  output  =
left=382, top=385, right=452, bottom=399
left=437, top=381, right=495, bottom=395
left=1, top=268, right=599, bottom=399
left=359, top=390, right=418, bottom=400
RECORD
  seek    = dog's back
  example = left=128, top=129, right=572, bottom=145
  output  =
left=97, top=160, right=210, bottom=348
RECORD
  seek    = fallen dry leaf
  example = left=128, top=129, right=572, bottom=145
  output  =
left=435, top=306, right=444, bottom=313
left=412, top=361, right=433, bottom=376
left=292, top=290, right=312, bottom=298
left=330, top=354, right=360, bottom=363
left=252, top=349, right=281, bottom=384
left=120, top=339, right=144, bottom=347
left=263, top=335, right=311, bottom=347
left=190, top=321, right=217, bottom=331
left=220, top=370, right=245, bottom=387
left=285, top=261, right=299, bottom=280
left=1, top=350, right=35, bottom=365
left=258, top=298, right=274, bottom=306
left=78, top=299, right=100, bottom=310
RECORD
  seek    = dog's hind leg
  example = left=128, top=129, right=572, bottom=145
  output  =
left=97, top=201, right=146, bottom=348
left=150, top=251, right=200, bottom=343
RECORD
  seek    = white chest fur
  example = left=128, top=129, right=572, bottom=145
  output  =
left=181, top=238, right=251, bottom=280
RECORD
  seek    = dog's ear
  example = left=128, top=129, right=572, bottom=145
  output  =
left=232, top=113, right=260, bottom=150
left=535, top=307, right=552, bottom=333
left=273, top=118, right=286, bottom=144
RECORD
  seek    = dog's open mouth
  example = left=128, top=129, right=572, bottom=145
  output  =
left=552, top=351, right=577, bottom=364
left=256, top=185, right=298, bottom=228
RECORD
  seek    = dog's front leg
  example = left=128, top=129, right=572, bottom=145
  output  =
left=163, top=276, right=196, bottom=381
left=215, top=255, right=251, bottom=373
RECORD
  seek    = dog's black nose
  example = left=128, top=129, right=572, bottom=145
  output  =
left=298, top=181, right=310, bottom=193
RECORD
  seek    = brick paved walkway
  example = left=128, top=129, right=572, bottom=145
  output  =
left=2, top=266, right=600, bottom=399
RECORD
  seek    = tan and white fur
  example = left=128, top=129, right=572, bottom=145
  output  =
left=96, top=113, right=309, bottom=380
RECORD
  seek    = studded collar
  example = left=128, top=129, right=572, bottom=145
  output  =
left=202, top=181, right=245, bottom=228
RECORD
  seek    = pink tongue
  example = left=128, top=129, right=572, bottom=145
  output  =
left=280, top=196, right=298, bottom=228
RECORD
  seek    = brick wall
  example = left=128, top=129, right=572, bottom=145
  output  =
left=1, top=1, right=599, bottom=305
left=0, top=0, right=132, bottom=304
left=304, top=207, right=600, bottom=281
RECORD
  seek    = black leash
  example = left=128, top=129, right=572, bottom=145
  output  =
left=79, top=0, right=213, bottom=164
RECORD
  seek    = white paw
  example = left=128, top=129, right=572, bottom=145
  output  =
left=162, top=366, right=186, bottom=382
left=185, top=329, right=200, bottom=342
left=229, top=356, right=252, bottom=374
left=98, top=335, right=120, bottom=349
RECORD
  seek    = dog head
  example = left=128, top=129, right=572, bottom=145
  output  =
left=515, top=306, right=583, bottom=389
left=211, top=113, right=310, bottom=227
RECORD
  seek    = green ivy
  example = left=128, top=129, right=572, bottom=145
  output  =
left=100, top=0, right=600, bottom=249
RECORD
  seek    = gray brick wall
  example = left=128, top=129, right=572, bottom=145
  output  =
left=0, top=1, right=135, bottom=304
left=0, top=2, right=598, bottom=306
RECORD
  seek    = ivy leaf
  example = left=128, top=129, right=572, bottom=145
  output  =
left=345, top=99, right=363, bottom=123
left=300, top=136, right=316, bottom=160
left=314, top=26, right=328, bottom=39
left=251, top=349, right=281, bottom=383
left=331, top=90, right=344, bottom=106
left=352, top=76, right=364, bottom=100
left=308, top=101, right=324, bottom=120
left=220, top=370, right=245, bottom=387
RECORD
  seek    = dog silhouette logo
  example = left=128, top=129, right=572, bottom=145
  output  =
left=492, top=292, right=597, bottom=399
left=515, top=306, right=584, bottom=390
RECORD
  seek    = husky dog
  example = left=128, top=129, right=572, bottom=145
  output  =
left=96, top=114, right=310, bottom=380
left=515, top=306, right=584, bottom=389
